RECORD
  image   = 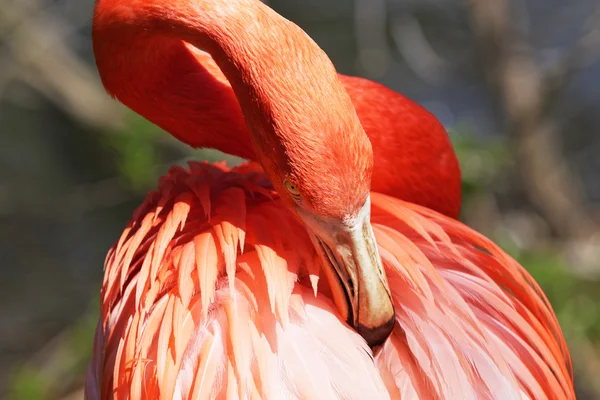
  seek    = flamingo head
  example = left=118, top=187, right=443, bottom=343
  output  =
left=246, top=71, right=395, bottom=348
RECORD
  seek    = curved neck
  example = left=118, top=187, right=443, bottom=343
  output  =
left=93, top=0, right=462, bottom=219
left=93, top=0, right=365, bottom=181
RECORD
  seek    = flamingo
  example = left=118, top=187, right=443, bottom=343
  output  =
left=87, top=0, right=575, bottom=398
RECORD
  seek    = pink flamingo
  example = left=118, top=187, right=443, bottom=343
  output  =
left=87, top=0, right=574, bottom=398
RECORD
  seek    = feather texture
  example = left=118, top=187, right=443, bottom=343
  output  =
left=86, top=162, right=574, bottom=399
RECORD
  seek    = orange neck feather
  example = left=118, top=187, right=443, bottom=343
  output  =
left=92, top=0, right=462, bottom=218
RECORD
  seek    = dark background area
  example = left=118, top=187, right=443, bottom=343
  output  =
left=1, top=0, right=599, bottom=398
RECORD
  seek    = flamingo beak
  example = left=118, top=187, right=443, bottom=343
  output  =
left=300, top=196, right=395, bottom=348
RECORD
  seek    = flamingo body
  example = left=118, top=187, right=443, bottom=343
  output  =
left=86, top=161, right=573, bottom=399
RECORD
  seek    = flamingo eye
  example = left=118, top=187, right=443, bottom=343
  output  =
left=283, top=179, right=302, bottom=202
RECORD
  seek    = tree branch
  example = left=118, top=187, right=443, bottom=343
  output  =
left=0, top=0, right=123, bottom=130
left=466, top=0, right=598, bottom=240
left=544, top=9, right=600, bottom=108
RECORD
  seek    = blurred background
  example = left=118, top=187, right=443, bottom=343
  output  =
left=1, top=0, right=599, bottom=398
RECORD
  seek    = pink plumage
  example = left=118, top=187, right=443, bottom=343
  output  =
left=86, top=162, right=573, bottom=399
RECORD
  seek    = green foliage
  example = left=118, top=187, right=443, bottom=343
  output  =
left=515, top=248, right=600, bottom=340
left=449, top=127, right=510, bottom=198
left=6, top=299, right=100, bottom=400
left=106, top=113, right=164, bottom=190
left=7, top=368, right=45, bottom=400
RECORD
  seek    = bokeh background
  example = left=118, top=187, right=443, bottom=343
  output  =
left=1, top=0, right=599, bottom=398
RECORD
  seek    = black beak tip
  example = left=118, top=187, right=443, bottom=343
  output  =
left=357, top=315, right=396, bottom=348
